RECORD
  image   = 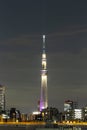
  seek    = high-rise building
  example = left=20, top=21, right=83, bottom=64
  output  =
left=73, top=109, right=83, bottom=120
left=40, top=35, right=48, bottom=111
left=0, top=85, right=5, bottom=111
left=64, top=100, right=73, bottom=112
left=64, top=100, right=78, bottom=112
left=64, top=100, right=78, bottom=121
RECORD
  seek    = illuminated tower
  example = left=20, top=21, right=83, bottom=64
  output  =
left=0, top=85, right=5, bottom=111
left=40, top=35, right=48, bottom=111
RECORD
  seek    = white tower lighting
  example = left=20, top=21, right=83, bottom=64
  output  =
left=40, top=35, right=48, bottom=111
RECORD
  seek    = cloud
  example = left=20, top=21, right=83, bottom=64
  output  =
left=47, top=25, right=87, bottom=37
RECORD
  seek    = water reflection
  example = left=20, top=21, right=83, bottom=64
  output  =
left=57, top=127, right=82, bottom=130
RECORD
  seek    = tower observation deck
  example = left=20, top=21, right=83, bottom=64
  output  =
left=40, top=35, right=48, bottom=111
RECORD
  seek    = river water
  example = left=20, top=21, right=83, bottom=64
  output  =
left=0, top=126, right=86, bottom=130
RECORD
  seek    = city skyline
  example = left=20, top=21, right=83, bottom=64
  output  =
left=0, top=1, right=87, bottom=112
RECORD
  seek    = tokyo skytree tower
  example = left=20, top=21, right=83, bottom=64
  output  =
left=40, top=35, right=48, bottom=111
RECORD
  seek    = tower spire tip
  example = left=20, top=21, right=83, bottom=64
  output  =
left=43, top=35, right=45, bottom=49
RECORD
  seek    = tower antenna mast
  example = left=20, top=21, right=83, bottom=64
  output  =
left=43, top=35, right=45, bottom=49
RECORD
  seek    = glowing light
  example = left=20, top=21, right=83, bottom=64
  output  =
left=1, top=114, right=9, bottom=119
left=42, top=54, right=46, bottom=59
left=43, top=35, right=45, bottom=46
left=74, top=109, right=82, bottom=119
left=42, top=62, right=46, bottom=69
left=43, top=35, right=45, bottom=39
left=42, top=61, right=46, bottom=65
left=32, top=111, right=41, bottom=115
left=42, top=75, right=47, bottom=80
